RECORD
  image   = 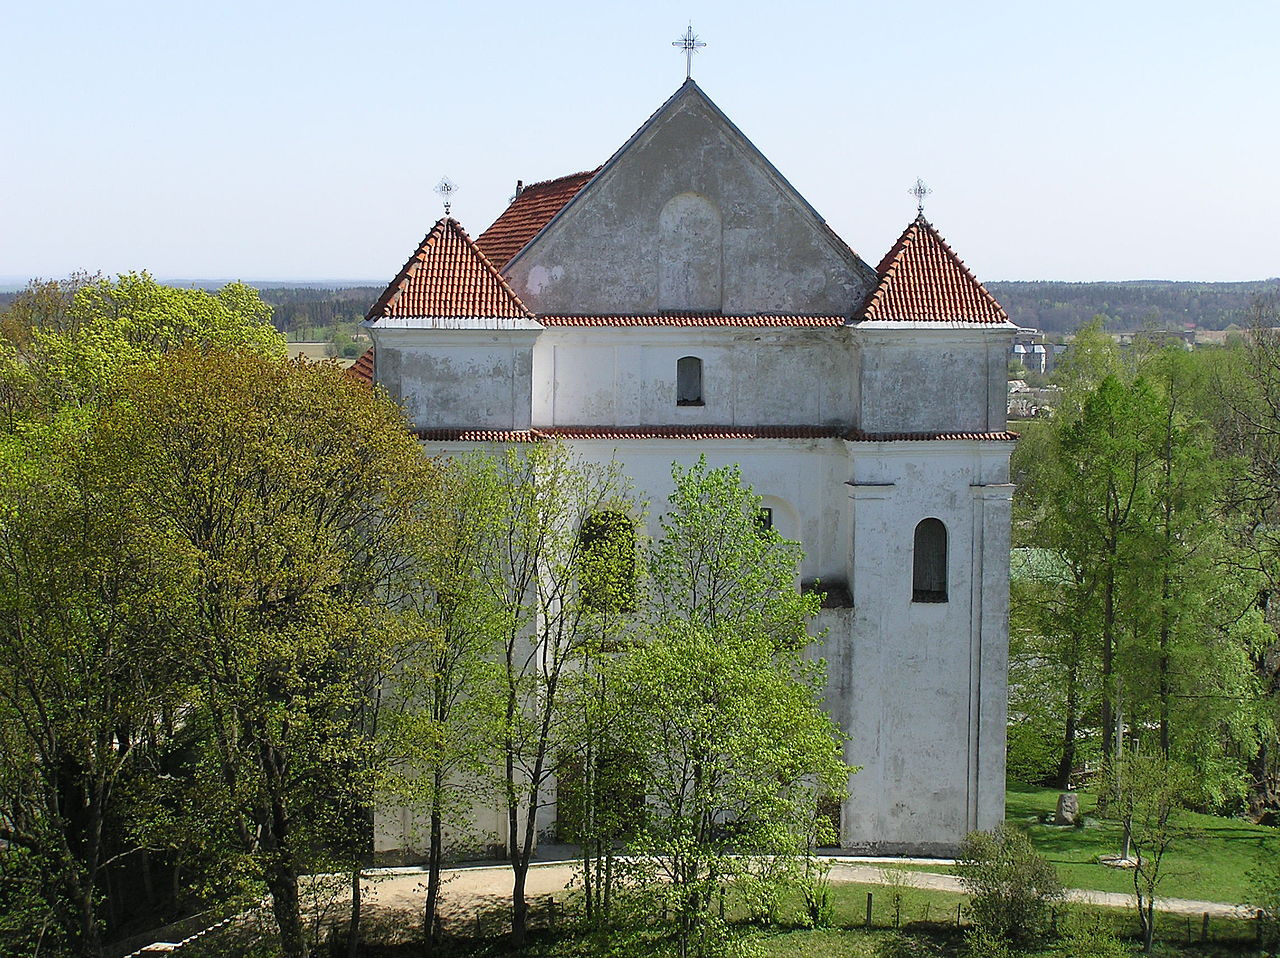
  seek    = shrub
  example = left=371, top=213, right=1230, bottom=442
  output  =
left=964, top=926, right=1013, bottom=958
left=955, top=824, right=1063, bottom=945
left=1054, top=914, right=1130, bottom=957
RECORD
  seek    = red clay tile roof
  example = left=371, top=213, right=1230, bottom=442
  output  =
left=860, top=215, right=1009, bottom=325
left=415, top=425, right=845, bottom=442
left=845, top=429, right=1019, bottom=442
left=347, top=347, right=374, bottom=384
left=538, top=314, right=846, bottom=327
left=545, top=425, right=843, bottom=440
left=366, top=218, right=533, bottom=322
left=413, top=425, right=1017, bottom=442
left=475, top=169, right=600, bottom=268
left=416, top=429, right=543, bottom=442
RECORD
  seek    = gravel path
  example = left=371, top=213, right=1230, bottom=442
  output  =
left=355, top=858, right=1255, bottom=921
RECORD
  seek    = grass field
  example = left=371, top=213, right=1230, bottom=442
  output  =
left=893, top=783, right=1280, bottom=905
left=1007, top=783, right=1280, bottom=904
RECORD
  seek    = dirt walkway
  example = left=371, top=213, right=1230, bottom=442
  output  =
left=356, top=858, right=1255, bottom=921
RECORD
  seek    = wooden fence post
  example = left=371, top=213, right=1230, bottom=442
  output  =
left=865, top=892, right=873, bottom=928
left=1200, top=912, right=1209, bottom=943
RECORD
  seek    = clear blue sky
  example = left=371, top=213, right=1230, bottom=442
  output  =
left=2, top=0, right=1277, bottom=284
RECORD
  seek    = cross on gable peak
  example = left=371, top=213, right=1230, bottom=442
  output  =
left=672, top=23, right=706, bottom=80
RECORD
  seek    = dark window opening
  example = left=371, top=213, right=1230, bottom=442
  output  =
left=912, top=517, right=948, bottom=603
left=755, top=507, right=773, bottom=533
left=677, top=356, right=703, bottom=406
left=580, top=511, right=636, bottom=612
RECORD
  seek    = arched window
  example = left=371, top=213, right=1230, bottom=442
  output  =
left=677, top=356, right=703, bottom=406
left=580, top=511, right=636, bottom=612
left=912, top=518, right=948, bottom=603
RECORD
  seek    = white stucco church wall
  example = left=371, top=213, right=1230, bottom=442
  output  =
left=360, top=78, right=1017, bottom=855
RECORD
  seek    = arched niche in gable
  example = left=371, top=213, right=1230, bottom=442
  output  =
left=658, top=192, right=723, bottom=312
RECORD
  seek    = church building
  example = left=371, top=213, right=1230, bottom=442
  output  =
left=357, top=78, right=1016, bottom=854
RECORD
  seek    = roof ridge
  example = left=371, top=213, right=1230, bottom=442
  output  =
left=519, top=168, right=602, bottom=193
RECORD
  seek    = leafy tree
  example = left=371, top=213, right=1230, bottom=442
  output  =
left=0, top=273, right=283, bottom=428
left=0, top=417, right=190, bottom=957
left=607, top=459, right=848, bottom=958
left=648, top=457, right=813, bottom=646
left=1101, top=754, right=1195, bottom=953
left=1013, top=329, right=1267, bottom=802
left=111, top=350, right=430, bottom=958
left=380, top=454, right=509, bottom=942
left=1215, top=297, right=1280, bottom=813
left=462, top=442, right=634, bottom=947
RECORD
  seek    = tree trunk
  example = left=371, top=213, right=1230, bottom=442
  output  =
left=1102, top=559, right=1117, bottom=761
left=74, top=881, right=103, bottom=958
left=264, top=858, right=308, bottom=958
left=347, top=865, right=360, bottom=958
left=1158, top=593, right=1171, bottom=760
left=1055, top=657, right=1080, bottom=789
left=424, top=783, right=444, bottom=947
left=511, top=859, right=529, bottom=946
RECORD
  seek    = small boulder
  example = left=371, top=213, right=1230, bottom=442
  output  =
left=1054, top=792, right=1080, bottom=826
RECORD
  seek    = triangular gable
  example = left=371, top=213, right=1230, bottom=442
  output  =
left=476, top=169, right=600, bottom=269
left=508, top=80, right=873, bottom=273
left=501, top=80, right=877, bottom=315
left=860, top=215, right=1010, bottom=325
left=366, top=218, right=537, bottom=325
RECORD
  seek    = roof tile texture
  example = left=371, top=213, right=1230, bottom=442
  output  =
left=475, top=170, right=599, bottom=268
left=347, top=347, right=374, bottom=384
left=539, top=314, right=845, bottom=327
left=366, top=218, right=532, bottom=322
left=412, top=426, right=1017, bottom=443
left=862, top=215, right=1009, bottom=325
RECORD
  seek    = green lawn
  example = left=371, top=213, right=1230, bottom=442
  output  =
left=889, top=783, right=1280, bottom=905
left=1005, top=783, right=1280, bottom=904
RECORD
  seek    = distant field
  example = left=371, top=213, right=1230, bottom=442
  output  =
left=289, top=342, right=356, bottom=369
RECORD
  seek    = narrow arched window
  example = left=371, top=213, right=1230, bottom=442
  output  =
left=580, top=511, right=636, bottom=612
left=912, top=518, right=948, bottom=603
left=677, top=356, right=703, bottom=406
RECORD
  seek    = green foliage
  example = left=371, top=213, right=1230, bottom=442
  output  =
left=106, top=350, right=429, bottom=957
left=0, top=410, right=194, bottom=955
left=648, top=457, right=819, bottom=645
left=956, top=824, right=1064, bottom=945
left=599, top=457, right=848, bottom=956
left=1053, top=914, right=1130, bottom=957
left=963, top=926, right=1014, bottom=958
left=0, top=273, right=284, bottom=426
left=1011, top=324, right=1271, bottom=805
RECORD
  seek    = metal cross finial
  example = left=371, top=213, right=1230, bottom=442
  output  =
left=672, top=23, right=706, bottom=80
left=434, top=176, right=458, bottom=216
left=909, top=178, right=932, bottom=216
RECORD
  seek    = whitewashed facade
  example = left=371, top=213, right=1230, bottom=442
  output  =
left=362, top=80, right=1016, bottom=854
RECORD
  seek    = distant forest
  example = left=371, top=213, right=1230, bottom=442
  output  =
left=257, top=286, right=381, bottom=340
left=5, top=279, right=1278, bottom=339
left=986, top=279, right=1280, bottom=334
